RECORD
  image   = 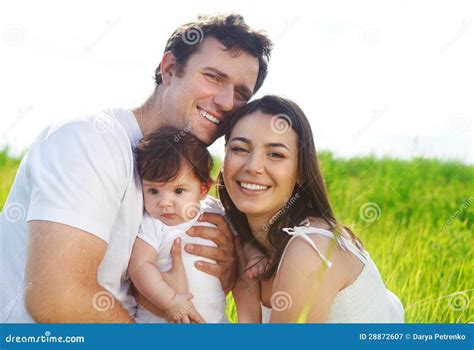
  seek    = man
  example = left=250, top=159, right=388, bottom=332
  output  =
left=0, top=13, right=272, bottom=322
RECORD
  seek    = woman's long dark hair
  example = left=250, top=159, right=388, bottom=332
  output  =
left=218, top=95, right=362, bottom=279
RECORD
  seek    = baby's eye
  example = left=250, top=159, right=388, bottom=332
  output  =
left=175, top=188, right=184, bottom=194
left=148, top=188, right=158, bottom=195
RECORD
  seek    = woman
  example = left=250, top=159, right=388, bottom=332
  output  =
left=218, top=95, right=404, bottom=323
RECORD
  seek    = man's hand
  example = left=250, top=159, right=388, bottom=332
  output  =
left=25, top=221, right=134, bottom=323
left=185, top=213, right=237, bottom=293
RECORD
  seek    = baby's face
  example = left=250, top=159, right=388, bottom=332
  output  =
left=142, top=168, right=208, bottom=226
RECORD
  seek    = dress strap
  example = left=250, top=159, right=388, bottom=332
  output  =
left=278, top=221, right=368, bottom=273
left=280, top=226, right=334, bottom=269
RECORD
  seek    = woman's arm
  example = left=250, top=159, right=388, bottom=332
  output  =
left=269, top=237, right=336, bottom=323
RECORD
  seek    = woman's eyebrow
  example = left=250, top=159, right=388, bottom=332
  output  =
left=229, top=138, right=290, bottom=151
left=229, top=137, right=251, bottom=144
left=266, top=142, right=290, bottom=151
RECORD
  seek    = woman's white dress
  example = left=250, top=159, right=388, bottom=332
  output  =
left=261, top=221, right=404, bottom=323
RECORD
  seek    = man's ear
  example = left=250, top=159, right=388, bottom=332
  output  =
left=199, top=180, right=212, bottom=200
left=160, top=51, right=179, bottom=85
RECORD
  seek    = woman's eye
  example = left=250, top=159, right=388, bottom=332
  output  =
left=175, top=188, right=184, bottom=194
left=231, top=146, right=249, bottom=154
left=148, top=188, right=158, bottom=195
left=268, top=152, right=284, bottom=159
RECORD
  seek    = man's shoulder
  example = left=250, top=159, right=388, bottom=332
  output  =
left=44, top=109, right=133, bottom=142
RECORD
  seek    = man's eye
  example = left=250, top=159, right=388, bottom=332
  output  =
left=148, top=188, right=158, bottom=195
left=205, top=73, right=220, bottom=82
left=175, top=188, right=184, bottom=194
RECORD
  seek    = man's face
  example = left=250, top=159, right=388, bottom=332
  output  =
left=160, top=36, right=259, bottom=145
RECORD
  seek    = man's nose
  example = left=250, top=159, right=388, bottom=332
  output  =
left=213, top=84, right=234, bottom=112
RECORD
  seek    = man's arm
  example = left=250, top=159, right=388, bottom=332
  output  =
left=185, top=213, right=237, bottom=293
left=25, top=221, right=134, bottom=323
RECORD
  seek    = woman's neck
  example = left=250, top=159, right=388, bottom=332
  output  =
left=246, top=214, right=274, bottom=252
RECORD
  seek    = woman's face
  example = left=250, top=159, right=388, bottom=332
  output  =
left=223, top=112, right=299, bottom=221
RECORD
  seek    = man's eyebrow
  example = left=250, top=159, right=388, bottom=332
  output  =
left=204, top=67, right=253, bottom=100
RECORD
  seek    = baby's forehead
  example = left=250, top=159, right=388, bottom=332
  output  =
left=141, top=173, right=201, bottom=187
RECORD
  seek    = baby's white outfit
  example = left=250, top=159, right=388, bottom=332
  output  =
left=134, top=196, right=228, bottom=323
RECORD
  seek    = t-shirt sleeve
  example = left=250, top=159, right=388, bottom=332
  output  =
left=201, top=195, right=238, bottom=237
left=136, top=214, right=162, bottom=252
left=26, top=117, right=132, bottom=243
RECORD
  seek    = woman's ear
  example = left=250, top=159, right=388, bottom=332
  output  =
left=160, top=51, right=178, bottom=85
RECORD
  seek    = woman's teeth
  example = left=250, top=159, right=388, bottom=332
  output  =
left=199, top=109, right=220, bottom=125
left=239, top=182, right=269, bottom=191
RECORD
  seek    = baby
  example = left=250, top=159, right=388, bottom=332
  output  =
left=129, top=126, right=266, bottom=323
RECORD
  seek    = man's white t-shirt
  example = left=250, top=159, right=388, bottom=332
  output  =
left=0, top=109, right=143, bottom=322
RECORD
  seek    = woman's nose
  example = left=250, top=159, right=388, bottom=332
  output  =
left=244, top=151, right=264, bottom=174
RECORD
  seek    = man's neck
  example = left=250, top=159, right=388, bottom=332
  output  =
left=132, top=88, right=164, bottom=135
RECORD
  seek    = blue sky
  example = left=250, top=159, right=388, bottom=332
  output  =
left=1, top=0, right=472, bottom=163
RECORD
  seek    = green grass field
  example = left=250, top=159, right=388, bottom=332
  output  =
left=1, top=147, right=472, bottom=323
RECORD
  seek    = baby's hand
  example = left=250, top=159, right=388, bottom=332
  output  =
left=245, top=252, right=271, bottom=279
left=164, top=292, right=205, bottom=323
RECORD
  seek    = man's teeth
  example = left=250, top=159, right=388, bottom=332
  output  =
left=199, top=109, right=220, bottom=125
left=240, top=182, right=269, bottom=191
